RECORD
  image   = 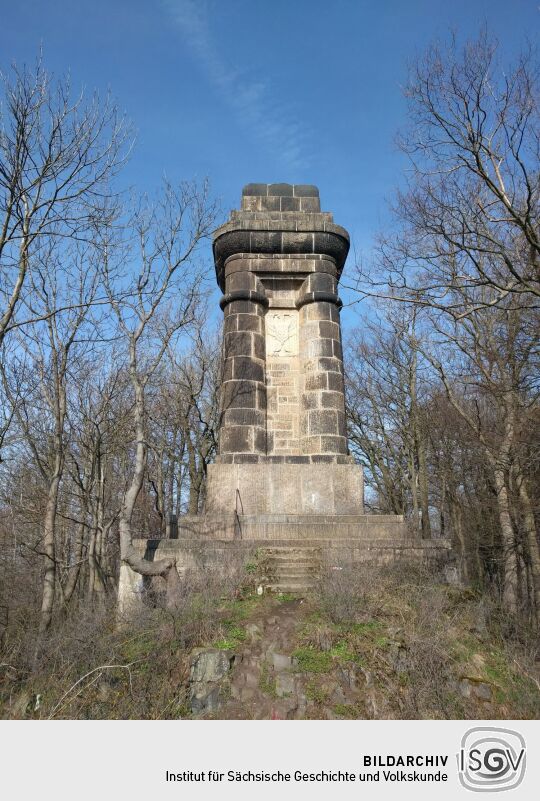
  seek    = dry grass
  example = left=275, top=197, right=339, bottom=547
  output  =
left=309, top=559, right=540, bottom=719
left=2, top=555, right=538, bottom=720
left=0, top=556, right=252, bottom=720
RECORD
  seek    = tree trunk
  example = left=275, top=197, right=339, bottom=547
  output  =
left=62, top=521, right=85, bottom=605
left=512, top=463, right=540, bottom=624
left=450, top=496, right=469, bottom=583
left=186, top=435, right=201, bottom=515
left=417, top=439, right=432, bottom=539
left=118, top=367, right=177, bottom=601
left=37, top=462, right=62, bottom=643
left=492, top=466, right=519, bottom=613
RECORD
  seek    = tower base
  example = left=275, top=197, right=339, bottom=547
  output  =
left=205, top=461, right=363, bottom=516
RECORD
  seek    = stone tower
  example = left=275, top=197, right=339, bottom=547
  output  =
left=205, top=183, right=364, bottom=516
left=119, top=184, right=451, bottom=614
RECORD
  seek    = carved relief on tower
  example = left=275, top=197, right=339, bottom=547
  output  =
left=265, top=310, right=299, bottom=357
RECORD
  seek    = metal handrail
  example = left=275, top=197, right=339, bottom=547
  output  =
left=234, top=488, right=243, bottom=540
left=235, top=488, right=244, bottom=515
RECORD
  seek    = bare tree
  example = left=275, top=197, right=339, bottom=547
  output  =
left=346, top=306, right=432, bottom=537
left=159, top=319, right=220, bottom=517
left=345, top=282, right=539, bottom=620
left=0, top=58, right=130, bottom=347
left=102, top=180, right=218, bottom=603
left=345, top=28, right=540, bottom=624
left=352, top=30, right=540, bottom=317
left=144, top=322, right=220, bottom=533
left=422, top=293, right=539, bottom=618
left=63, top=357, right=127, bottom=604
left=1, top=240, right=103, bottom=642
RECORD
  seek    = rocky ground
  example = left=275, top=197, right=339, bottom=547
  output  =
left=187, top=585, right=540, bottom=720
left=189, top=598, right=349, bottom=720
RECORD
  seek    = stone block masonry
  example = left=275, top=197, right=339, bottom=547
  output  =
left=265, top=309, right=301, bottom=455
left=214, top=184, right=349, bottom=460
left=208, top=183, right=358, bottom=514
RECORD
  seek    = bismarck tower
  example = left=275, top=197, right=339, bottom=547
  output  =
left=119, top=184, right=451, bottom=608
left=206, top=182, right=363, bottom=516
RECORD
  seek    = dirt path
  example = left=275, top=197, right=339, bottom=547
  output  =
left=189, top=597, right=366, bottom=720
left=220, top=598, right=308, bottom=719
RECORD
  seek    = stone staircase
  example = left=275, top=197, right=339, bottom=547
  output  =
left=258, top=545, right=322, bottom=595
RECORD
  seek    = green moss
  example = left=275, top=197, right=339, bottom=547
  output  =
left=483, top=649, right=539, bottom=709
left=347, top=620, right=382, bottom=635
left=119, top=631, right=159, bottom=662
left=293, top=647, right=333, bottom=673
left=329, top=640, right=357, bottom=662
left=452, top=635, right=483, bottom=661
left=305, top=680, right=330, bottom=704
left=445, top=637, right=539, bottom=715
left=213, top=638, right=236, bottom=650
left=220, top=596, right=261, bottom=621
left=334, top=703, right=359, bottom=719
left=225, top=624, right=246, bottom=641
left=213, top=622, right=247, bottom=650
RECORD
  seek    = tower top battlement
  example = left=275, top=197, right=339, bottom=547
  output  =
left=240, top=183, right=321, bottom=212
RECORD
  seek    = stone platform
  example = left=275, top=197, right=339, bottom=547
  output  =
left=175, top=512, right=404, bottom=540
left=118, top=531, right=453, bottom=605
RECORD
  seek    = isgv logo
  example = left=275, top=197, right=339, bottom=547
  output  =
left=457, top=727, right=526, bottom=792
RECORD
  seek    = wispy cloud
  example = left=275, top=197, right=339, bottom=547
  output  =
left=163, top=0, right=310, bottom=171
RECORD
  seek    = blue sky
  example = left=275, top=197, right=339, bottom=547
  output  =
left=2, top=0, right=539, bottom=314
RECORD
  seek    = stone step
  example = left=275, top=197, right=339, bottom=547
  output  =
left=263, top=546, right=321, bottom=553
left=263, top=550, right=321, bottom=565
left=263, top=556, right=317, bottom=564
left=264, top=564, right=318, bottom=574
left=263, top=559, right=321, bottom=571
left=263, top=570, right=317, bottom=581
left=144, top=537, right=451, bottom=551
left=263, top=547, right=321, bottom=554
left=264, top=581, right=315, bottom=594
left=258, top=546, right=322, bottom=584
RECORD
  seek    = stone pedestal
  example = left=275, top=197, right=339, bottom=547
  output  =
left=205, top=462, right=363, bottom=516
